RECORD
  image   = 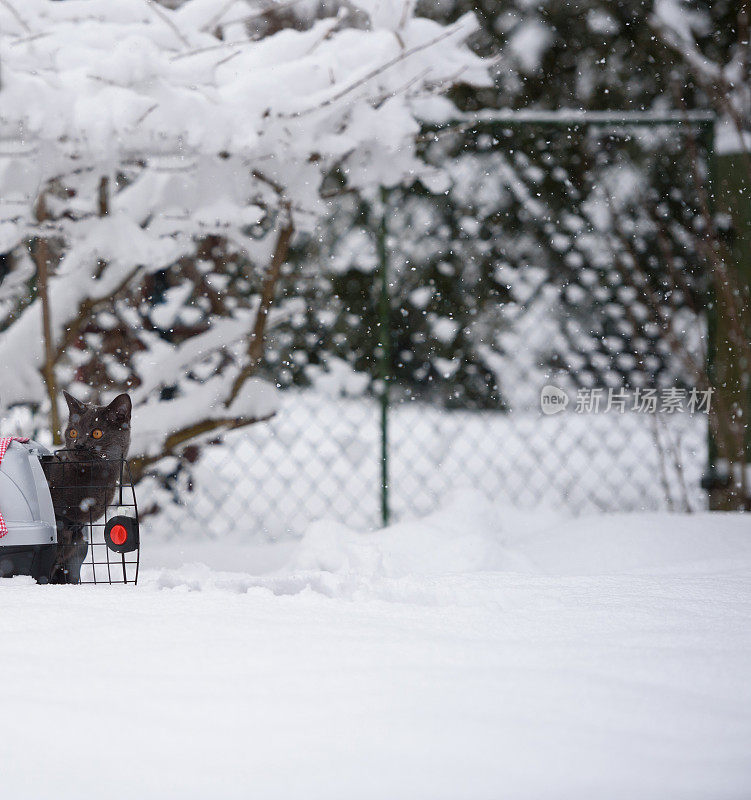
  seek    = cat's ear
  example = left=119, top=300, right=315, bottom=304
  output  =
left=106, top=393, right=132, bottom=423
left=63, top=391, right=86, bottom=417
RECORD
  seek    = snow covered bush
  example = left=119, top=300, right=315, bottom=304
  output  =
left=0, top=0, right=490, bottom=473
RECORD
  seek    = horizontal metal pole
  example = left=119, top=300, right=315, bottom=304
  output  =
left=424, top=109, right=716, bottom=132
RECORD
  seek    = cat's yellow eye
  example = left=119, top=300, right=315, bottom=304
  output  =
left=92, top=429, right=104, bottom=440
left=69, top=429, right=78, bottom=439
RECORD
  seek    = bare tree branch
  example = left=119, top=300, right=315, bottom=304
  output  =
left=34, top=194, right=62, bottom=444
left=129, top=411, right=275, bottom=481
left=226, top=204, right=294, bottom=406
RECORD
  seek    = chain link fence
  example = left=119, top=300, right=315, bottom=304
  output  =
left=142, top=113, right=716, bottom=539
left=144, top=390, right=707, bottom=540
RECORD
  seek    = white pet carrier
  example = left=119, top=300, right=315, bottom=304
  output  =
left=0, top=439, right=139, bottom=584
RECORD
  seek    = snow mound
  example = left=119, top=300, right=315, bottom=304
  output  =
left=288, top=491, right=511, bottom=577
left=285, top=493, right=751, bottom=583
left=145, top=492, right=751, bottom=598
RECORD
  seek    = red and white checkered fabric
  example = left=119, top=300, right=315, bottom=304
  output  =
left=0, top=437, right=30, bottom=538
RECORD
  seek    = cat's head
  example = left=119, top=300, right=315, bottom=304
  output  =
left=63, top=391, right=132, bottom=460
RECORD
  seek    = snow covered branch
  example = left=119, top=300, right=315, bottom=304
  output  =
left=0, top=0, right=490, bottom=475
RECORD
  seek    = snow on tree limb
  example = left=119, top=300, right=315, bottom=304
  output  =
left=0, top=0, right=489, bottom=465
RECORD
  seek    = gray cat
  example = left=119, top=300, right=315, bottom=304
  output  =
left=45, top=392, right=132, bottom=582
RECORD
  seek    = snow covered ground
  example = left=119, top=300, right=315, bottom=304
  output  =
left=2, top=492, right=749, bottom=799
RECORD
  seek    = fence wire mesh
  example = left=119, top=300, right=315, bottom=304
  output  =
left=143, top=387, right=707, bottom=541
left=141, top=115, right=715, bottom=538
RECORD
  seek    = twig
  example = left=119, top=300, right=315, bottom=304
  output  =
left=225, top=204, right=294, bottom=406
left=144, top=0, right=190, bottom=48
left=0, top=0, right=31, bottom=33
left=373, top=67, right=432, bottom=109
left=650, top=413, right=674, bottom=511
left=34, top=194, right=62, bottom=444
left=10, top=31, right=48, bottom=46
left=198, top=0, right=238, bottom=33
left=251, top=169, right=286, bottom=197
left=280, top=25, right=465, bottom=118
left=135, top=103, right=159, bottom=127
left=53, top=265, right=143, bottom=362
left=129, top=411, right=276, bottom=481
left=215, top=49, right=242, bottom=68
left=650, top=204, right=701, bottom=318
left=659, top=414, right=692, bottom=512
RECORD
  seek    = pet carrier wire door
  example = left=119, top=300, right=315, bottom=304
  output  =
left=41, top=451, right=140, bottom=585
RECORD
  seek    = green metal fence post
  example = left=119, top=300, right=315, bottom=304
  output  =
left=699, top=119, right=728, bottom=507
left=377, top=187, right=391, bottom=527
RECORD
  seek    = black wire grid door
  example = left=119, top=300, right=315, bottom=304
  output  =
left=42, top=452, right=140, bottom=584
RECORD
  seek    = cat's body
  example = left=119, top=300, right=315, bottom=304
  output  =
left=45, top=392, right=132, bottom=582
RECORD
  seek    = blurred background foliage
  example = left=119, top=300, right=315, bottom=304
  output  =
left=260, top=0, right=739, bottom=408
